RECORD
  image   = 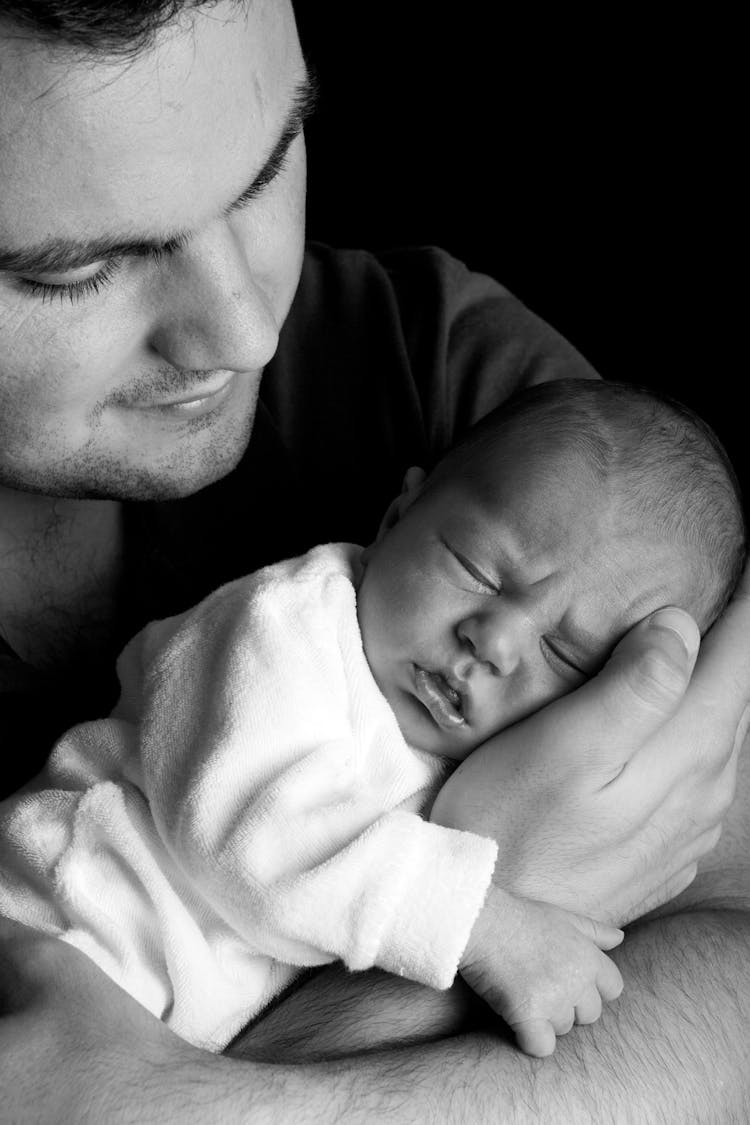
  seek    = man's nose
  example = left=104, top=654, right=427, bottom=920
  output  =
left=147, top=221, right=280, bottom=373
left=456, top=604, right=530, bottom=677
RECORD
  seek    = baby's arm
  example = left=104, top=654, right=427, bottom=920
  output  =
left=459, top=883, right=624, bottom=1057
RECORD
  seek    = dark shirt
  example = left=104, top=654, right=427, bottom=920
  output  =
left=0, top=243, right=599, bottom=797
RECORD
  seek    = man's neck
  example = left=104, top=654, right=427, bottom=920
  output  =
left=0, top=487, right=124, bottom=671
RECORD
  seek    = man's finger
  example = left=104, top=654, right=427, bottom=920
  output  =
left=602, top=607, right=699, bottom=719
left=733, top=704, right=750, bottom=757
left=557, top=607, right=699, bottom=763
left=692, top=564, right=750, bottom=714
left=626, top=589, right=750, bottom=789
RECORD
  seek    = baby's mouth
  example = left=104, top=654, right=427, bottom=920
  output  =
left=413, top=666, right=466, bottom=731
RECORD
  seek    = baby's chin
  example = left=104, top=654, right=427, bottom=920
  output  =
left=391, top=699, right=481, bottom=762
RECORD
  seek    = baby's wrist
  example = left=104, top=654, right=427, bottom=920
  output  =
left=461, top=882, right=520, bottom=969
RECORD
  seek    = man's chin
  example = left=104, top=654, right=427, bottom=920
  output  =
left=103, top=374, right=259, bottom=500
left=1, top=418, right=253, bottom=503
left=10, top=375, right=261, bottom=501
left=85, top=434, right=251, bottom=501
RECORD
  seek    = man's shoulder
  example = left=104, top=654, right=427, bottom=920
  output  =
left=299, top=239, right=504, bottom=280
left=287, top=241, right=599, bottom=407
left=295, top=241, right=513, bottom=321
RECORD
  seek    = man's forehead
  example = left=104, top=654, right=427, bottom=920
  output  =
left=0, top=75, right=315, bottom=275
left=0, top=0, right=303, bottom=253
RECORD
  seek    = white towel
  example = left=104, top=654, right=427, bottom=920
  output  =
left=0, top=544, right=497, bottom=1050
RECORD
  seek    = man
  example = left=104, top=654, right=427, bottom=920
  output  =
left=0, top=2, right=748, bottom=1121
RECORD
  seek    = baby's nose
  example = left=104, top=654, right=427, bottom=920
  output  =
left=457, top=609, right=526, bottom=677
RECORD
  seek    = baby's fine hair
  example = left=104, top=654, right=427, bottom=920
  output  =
left=430, top=378, right=747, bottom=631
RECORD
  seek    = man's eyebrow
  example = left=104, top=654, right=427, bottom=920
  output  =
left=0, top=72, right=318, bottom=277
left=223, top=72, right=318, bottom=216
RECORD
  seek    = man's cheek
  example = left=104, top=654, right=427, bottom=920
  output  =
left=0, top=290, right=41, bottom=337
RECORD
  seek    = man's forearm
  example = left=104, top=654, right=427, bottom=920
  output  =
left=234, top=908, right=750, bottom=1125
left=3, top=910, right=748, bottom=1124
left=157, top=909, right=750, bottom=1125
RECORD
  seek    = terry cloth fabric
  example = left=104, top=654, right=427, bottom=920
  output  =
left=0, top=544, right=498, bottom=1052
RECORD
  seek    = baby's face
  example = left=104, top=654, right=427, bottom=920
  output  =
left=357, top=441, right=697, bottom=759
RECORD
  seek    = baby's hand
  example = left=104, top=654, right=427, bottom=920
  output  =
left=460, top=884, right=624, bottom=1058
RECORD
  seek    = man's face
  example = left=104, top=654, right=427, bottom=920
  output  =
left=357, top=439, right=698, bottom=759
left=0, top=0, right=308, bottom=499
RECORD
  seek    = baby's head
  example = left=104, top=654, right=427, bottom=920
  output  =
left=357, top=378, right=746, bottom=758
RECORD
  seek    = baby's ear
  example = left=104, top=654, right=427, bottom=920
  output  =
left=363, top=466, right=426, bottom=559
left=400, top=465, right=427, bottom=498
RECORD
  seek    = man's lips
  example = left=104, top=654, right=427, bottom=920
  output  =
left=413, top=666, right=466, bottom=731
left=117, top=370, right=245, bottom=415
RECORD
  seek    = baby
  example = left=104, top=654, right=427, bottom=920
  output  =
left=0, top=379, right=744, bottom=1060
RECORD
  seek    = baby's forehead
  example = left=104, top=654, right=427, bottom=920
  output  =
left=444, top=461, right=692, bottom=582
left=455, top=421, right=609, bottom=489
left=449, top=441, right=617, bottom=530
left=432, top=422, right=699, bottom=569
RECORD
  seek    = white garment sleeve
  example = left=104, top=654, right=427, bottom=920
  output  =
left=0, top=545, right=497, bottom=1048
left=116, top=545, right=497, bottom=989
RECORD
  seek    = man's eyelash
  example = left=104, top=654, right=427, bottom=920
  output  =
left=16, top=144, right=296, bottom=307
left=19, top=257, right=125, bottom=305
left=18, top=242, right=186, bottom=304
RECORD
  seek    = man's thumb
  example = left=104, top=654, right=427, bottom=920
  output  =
left=595, top=607, right=700, bottom=731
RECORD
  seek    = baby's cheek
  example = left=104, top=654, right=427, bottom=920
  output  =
left=359, top=558, right=435, bottom=660
left=388, top=581, right=422, bottom=619
left=390, top=582, right=438, bottom=645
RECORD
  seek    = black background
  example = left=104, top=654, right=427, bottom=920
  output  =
left=295, top=6, right=743, bottom=497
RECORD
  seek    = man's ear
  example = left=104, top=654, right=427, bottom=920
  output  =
left=363, top=466, right=426, bottom=559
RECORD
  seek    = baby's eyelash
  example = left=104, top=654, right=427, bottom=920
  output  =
left=541, top=636, right=586, bottom=679
left=19, top=257, right=125, bottom=305
left=453, top=549, right=500, bottom=594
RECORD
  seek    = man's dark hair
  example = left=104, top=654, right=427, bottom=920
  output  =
left=429, top=378, right=747, bottom=632
left=0, top=1, right=238, bottom=56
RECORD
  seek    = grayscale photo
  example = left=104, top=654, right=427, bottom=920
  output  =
left=0, top=3, right=746, bottom=1121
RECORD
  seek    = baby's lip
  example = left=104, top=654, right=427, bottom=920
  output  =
left=413, top=665, right=468, bottom=731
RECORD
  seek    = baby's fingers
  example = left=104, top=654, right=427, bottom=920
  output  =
left=513, top=1018, right=557, bottom=1058
left=567, top=913, right=625, bottom=950
left=596, top=952, right=624, bottom=1002
left=574, top=986, right=602, bottom=1026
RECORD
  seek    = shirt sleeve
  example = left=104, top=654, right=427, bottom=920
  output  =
left=0, top=544, right=495, bottom=1049
left=375, top=244, right=602, bottom=457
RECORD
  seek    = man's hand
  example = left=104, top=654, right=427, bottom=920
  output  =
left=431, top=573, right=750, bottom=925
left=459, top=884, right=624, bottom=1058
